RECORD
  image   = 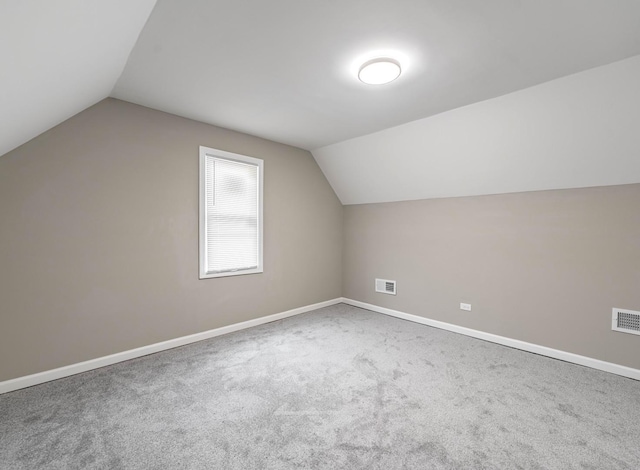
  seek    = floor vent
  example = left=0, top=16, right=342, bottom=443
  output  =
left=375, top=278, right=397, bottom=295
left=612, top=308, right=640, bottom=336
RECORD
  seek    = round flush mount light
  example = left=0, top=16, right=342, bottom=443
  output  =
left=358, top=57, right=402, bottom=85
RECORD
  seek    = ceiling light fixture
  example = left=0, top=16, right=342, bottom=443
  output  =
left=358, top=58, right=401, bottom=85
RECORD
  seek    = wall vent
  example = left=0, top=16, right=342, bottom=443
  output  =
left=375, top=278, right=396, bottom=295
left=612, top=308, right=640, bottom=336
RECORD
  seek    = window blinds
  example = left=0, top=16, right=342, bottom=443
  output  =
left=204, top=155, right=260, bottom=274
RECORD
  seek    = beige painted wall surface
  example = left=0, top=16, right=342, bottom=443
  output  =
left=0, top=99, right=343, bottom=382
left=344, top=185, right=640, bottom=369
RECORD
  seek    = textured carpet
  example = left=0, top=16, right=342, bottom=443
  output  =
left=1, top=304, right=639, bottom=469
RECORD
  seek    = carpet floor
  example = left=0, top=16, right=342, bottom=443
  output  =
left=1, top=304, right=639, bottom=469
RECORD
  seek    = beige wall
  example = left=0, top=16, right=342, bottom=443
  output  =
left=344, top=184, right=640, bottom=369
left=2, top=97, right=639, bottom=382
left=0, top=99, right=343, bottom=382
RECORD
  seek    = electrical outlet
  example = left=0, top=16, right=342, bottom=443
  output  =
left=460, top=303, right=472, bottom=311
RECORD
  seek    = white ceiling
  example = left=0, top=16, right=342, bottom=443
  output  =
left=314, top=55, right=640, bottom=204
left=3, top=1, right=640, bottom=203
left=0, top=0, right=157, bottom=157
left=112, top=0, right=640, bottom=150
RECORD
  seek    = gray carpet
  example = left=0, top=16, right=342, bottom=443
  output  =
left=1, top=304, right=639, bottom=469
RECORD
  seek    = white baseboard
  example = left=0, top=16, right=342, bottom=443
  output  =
left=0, top=298, right=342, bottom=395
left=341, top=297, right=640, bottom=381
left=4, top=296, right=636, bottom=395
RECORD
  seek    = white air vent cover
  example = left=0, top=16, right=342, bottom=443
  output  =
left=612, top=308, right=640, bottom=336
left=375, top=278, right=396, bottom=295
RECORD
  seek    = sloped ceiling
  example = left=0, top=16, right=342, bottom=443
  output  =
left=113, top=0, right=640, bottom=151
left=3, top=1, right=640, bottom=203
left=0, top=0, right=157, bottom=157
left=313, top=56, right=640, bottom=204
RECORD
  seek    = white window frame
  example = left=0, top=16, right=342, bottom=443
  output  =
left=199, top=146, right=264, bottom=279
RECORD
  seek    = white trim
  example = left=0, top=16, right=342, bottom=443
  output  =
left=198, top=146, right=264, bottom=279
left=0, top=298, right=342, bottom=395
left=5, top=297, right=636, bottom=395
left=340, top=298, right=640, bottom=381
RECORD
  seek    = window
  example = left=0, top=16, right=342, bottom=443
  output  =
left=199, top=146, right=263, bottom=278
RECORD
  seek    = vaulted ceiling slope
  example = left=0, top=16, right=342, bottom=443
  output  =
left=0, top=0, right=157, bottom=157
left=313, top=55, right=640, bottom=204
left=113, top=0, right=640, bottom=150
left=3, top=1, right=640, bottom=205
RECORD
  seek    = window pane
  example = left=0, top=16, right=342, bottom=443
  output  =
left=206, top=156, right=259, bottom=273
